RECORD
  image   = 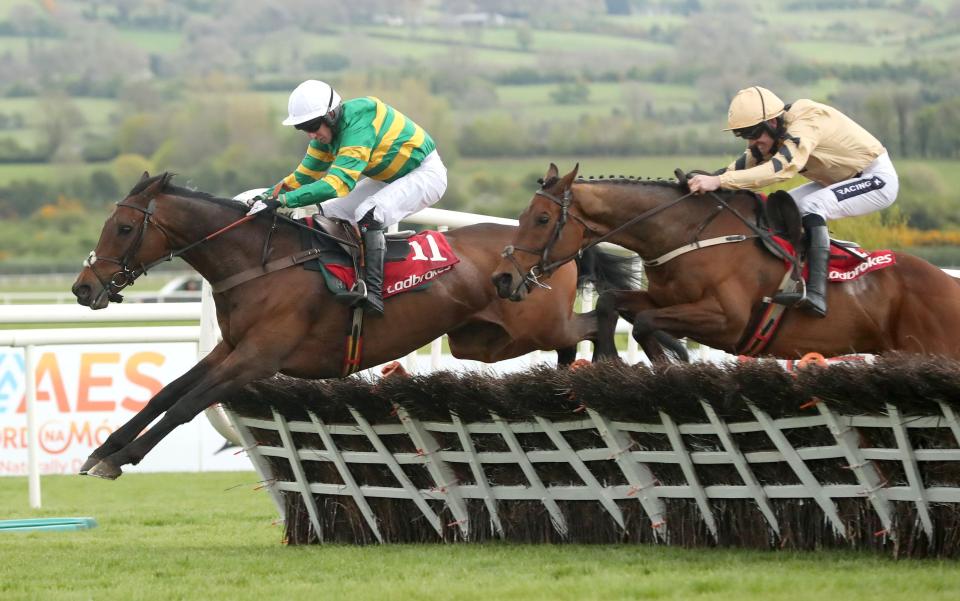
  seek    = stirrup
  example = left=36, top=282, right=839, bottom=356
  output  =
left=771, top=280, right=806, bottom=306
left=333, top=280, right=368, bottom=307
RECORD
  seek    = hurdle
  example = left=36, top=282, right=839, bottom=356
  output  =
left=221, top=355, right=960, bottom=557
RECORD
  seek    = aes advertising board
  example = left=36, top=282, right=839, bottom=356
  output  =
left=0, top=342, right=251, bottom=476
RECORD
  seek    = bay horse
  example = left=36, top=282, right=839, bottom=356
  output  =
left=72, top=172, right=637, bottom=479
left=492, top=163, right=960, bottom=363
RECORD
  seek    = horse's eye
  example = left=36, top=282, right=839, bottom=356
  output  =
left=536, top=213, right=551, bottom=225
left=118, top=224, right=133, bottom=235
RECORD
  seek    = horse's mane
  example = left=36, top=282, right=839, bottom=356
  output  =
left=541, top=174, right=687, bottom=191
left=127, top=172, right=245, bottom=211
left=577, top=175, right=682, bottom=189
left=555, top=174, right=752, bottom=200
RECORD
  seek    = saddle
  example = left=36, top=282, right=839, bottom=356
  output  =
left=755, top=191, right=873, bottom=266
left=300, top=214, right=413, bottom=303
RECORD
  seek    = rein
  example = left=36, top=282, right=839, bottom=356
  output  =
left=500, top=186, right=695, bottom=297
left=84, top=196, right=358, bottom=304
left=502, top=184, right=800, bottom=297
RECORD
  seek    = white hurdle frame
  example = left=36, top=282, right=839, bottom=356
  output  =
left=224, top=394, right=960, bottom=544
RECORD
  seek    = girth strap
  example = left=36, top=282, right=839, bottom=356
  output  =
left=643, top=234, right=752, bottom=267
left=211, top=248, right=323, bottom=293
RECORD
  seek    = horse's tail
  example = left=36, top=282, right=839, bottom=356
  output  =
left=575, top=247, right=641, bottom=293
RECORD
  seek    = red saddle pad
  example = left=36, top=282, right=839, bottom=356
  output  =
left=324, top=231, right=460, bottom=298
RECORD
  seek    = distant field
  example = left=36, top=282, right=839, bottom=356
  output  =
left=0, top=161, right=110, bottom=184
left=0, top=97, right=118, bottom=127
left=495, top=80, right=698, bottom=108
left=359, top=25, right=673, bottom=57
left=783, top=40, right=902, bottom=65
left=116, top=28, right=182, bottom=54
left=779, top=8, right=932, bottom=37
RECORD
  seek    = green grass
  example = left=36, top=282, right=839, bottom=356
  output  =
left=0, top=472, right=958, bottom=601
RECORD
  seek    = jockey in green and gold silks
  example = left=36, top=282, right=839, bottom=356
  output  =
left=252, top=79, right=448, bottom=317
left=279, top=96, right=437, bottom=209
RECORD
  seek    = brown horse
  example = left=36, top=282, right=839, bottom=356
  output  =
left=492, top=164, right=960, bottom=363
left=72, top=172, right=637, bottom=479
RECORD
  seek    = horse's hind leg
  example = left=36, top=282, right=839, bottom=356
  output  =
left=87, top=343, right=272, bottom=480
left=79, top=342, right=232, bottom=474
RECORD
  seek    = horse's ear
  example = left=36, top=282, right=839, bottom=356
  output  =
left=138, top=172, right=172, bottom=198
left=140, top=171, right=150, bottom=182
left=560, top=163, right=580, bottom=189
left=545, top=163, right=559, bottom=181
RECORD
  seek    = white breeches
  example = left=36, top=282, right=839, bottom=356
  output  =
left=788, top=152, right=898, bottom=220
left=315, top=150, right=447, bottom=227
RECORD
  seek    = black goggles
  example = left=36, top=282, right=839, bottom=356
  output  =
left=732, top=123, right=766, bottom=140
left=294, top=115, right=328, bottom=133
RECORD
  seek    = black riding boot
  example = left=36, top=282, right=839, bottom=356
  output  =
left=359, top=212, right=386, bottom=316
left=798, top=213, right=829, bottom=318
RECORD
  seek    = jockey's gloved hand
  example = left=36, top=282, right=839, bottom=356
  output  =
left=246, top=196, right=284, bottom=215
left=262, top=197, right=283, bottom=211
left=245, top=191, right=271, bottom=207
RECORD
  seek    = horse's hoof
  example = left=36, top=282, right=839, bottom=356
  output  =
left=87, top=461, right=122, bottom=480
left=78, top=456, right=102, bottom=475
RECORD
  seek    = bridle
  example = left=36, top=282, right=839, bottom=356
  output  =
left=82, top=190, right=361, bottom=306
left=82, top=195, right=264, bottom=306
left=500, top=179, right=804, bottom=301
left=499, top=183, right=696, bottom=298
left=82, top=198, right=174, bottom=305
left=500, top=187, right=582, bottom=294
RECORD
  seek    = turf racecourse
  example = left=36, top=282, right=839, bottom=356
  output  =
left=0, top=473, right=957, bottom=601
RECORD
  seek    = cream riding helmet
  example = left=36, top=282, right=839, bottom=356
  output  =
left=282, top=79, right=343, bottom=133
left=724, top=86, right=785, bottom=140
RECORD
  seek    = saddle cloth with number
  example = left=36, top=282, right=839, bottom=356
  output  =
left=320, top=230, right=459, bottom=298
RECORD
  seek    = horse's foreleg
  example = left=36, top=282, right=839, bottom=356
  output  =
left=596, top=290, right=727, bottom=364
left=632, top=296, right=733, bottom=359
left=594, top=291, right=626, bottom=361
left=87, top=344, right=276, bottom=480
left=556, top=346, right=577, bottom=367
left=594, top=290, right=671, bottom=363
left=79, top=342, right=233, bottom=475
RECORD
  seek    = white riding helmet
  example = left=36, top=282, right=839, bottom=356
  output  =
left=282, top=80, right=342, bottom=126
left=724, top=86, right=785, bottom=131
